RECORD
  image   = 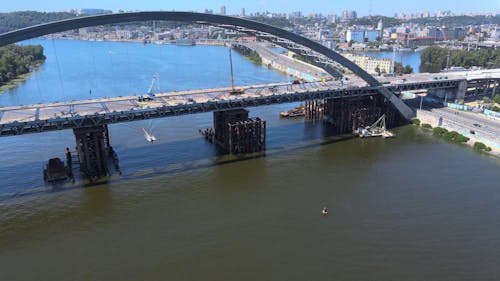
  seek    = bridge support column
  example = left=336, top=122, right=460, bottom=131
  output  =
left=212, top=108, right=266, bottom=154
left=73, top=125, right=109, bottom=179
left=455, top=80, right=467, bottom=103
left=323, top=94, right=400, bottom=135
left=305, top=100, right=324, bottom=122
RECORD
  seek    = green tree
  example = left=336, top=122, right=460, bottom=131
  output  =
left=0, top=44, right=45, bottom=86
left=420, top=46, right=448, bottom=73
left=493, top=95, right=500, bottom=104
left=0, top=11, right=77, bottom=33
left=394, top=62, right=414, bottom=74
left=450, top=49, right=499, bottom=69
left=421, top=47, right=500, bottom=72
left=403, top=64, right=414, bottom=74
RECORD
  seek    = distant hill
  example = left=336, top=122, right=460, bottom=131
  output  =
left=0, top=11, right=77, bottom=34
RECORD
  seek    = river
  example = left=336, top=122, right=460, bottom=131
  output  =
left=365, top=50, right=422, bottom=73
left=1, top=40, right=499, bottom=281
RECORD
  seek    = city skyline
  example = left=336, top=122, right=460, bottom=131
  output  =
left=0, top=0, right=498, bottom=17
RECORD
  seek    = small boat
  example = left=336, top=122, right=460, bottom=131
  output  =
left=142, top=128, right=157, bottom=142
left=280, top=105, right=305, bottom=118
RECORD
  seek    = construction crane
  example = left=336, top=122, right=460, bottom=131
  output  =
left=228, top=48, right=244, bottom=95
left=147, top=73, right=160, bottom=95
left=440, top=27, right=452, bottom=70
left=138, top=73, right=159, bottom=102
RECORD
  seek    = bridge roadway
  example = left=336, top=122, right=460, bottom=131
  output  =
left=0, top=70, right=498, bottom=137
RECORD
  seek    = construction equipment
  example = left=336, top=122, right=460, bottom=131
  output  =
left=440, top=26, right=452, bottom=70
left=228, top=48, right=244, bottom=95
left=355, top=114, right=394, bottom=138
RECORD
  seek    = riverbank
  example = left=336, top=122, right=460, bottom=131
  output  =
left=0, top=71, right=36, bottom=94
left=42, top=34, right=234, bottom=47
left=236, top=42, right=328, bottom=81
left=415, top=110, right=500, bottom=158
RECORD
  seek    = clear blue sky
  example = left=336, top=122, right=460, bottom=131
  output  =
left=0, top=0, right=498, bottom=16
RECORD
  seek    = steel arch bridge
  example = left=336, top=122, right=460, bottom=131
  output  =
left=0, top=11, right=414, bottom=119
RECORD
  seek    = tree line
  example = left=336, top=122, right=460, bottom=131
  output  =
left=0, top=44, right=46, bottom=86
left=420, top=46, right=500, bottom=73
left=0, top=11, right=77, bottom=34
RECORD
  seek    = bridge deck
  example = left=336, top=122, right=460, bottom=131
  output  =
left=0, top=70, right=498, bottom=137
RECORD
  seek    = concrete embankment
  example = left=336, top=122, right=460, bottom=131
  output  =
left=416, top=109, right=500, bottom=156
left=233, top=42, right=328, bottom=81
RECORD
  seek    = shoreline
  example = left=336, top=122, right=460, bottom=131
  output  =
left=0, top=72, right=36, bottom=94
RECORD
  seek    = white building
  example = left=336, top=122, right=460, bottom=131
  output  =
left=116, top=30, right=133, bottom=39
left=346, top=30, right=365, bottom=42
left=343, top=54, right=392, bottom=74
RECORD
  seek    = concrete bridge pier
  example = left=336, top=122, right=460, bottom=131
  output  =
left=486, top=79, right=499, bottom=98
left=73, top=125, right=110, bottom=179
left=428, top=80, right=467, bottom=103
left=212, top=108, right=266, bottom=154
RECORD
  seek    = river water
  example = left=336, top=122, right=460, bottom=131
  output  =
left=365, top=50, right=422, bottom=73
left=1, top=40, right=499, bottom=281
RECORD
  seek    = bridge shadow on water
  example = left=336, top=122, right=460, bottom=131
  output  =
left=0, top=121, right=360, bottom=201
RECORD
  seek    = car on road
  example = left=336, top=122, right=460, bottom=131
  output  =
left=473, top=123, right=481, bottom=127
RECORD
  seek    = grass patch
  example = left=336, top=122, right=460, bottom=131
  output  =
left=421, top=123, right=432, bottom=129
left=412, top=118, right=421, bottom=125
left=443, top=131, right=469, bottom=143
left=473, top=142, right=492, bottom=152
left=433, top=127, right=448, bottom=136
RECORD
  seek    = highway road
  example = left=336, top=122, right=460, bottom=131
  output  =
left=429, top=107, right=500, bottom=145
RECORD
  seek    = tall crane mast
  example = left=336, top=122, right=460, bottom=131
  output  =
left=147, top=73, right=159, bottom=95
left=441, top=27, right=451, bottom=70
left=228, top=47, right=244, bottom=95
left=229, top=48, right=235, bottom=92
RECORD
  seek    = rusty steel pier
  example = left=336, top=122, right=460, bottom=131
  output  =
left=208, top=108, right=266, bottom=154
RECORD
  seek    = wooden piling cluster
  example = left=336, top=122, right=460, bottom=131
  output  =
left=322, top=94, right=400, bottom=135
left=211, top=108, right=266, bottom=154
left=304, top=100, right=324, bottom=122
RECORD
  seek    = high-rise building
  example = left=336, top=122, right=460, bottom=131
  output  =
left=341, top=10, right=357, bottom=22
left=346, top=29, right=380, bottom=43
left=377, top=19, right=384, bottom=39
left=365, top=30, right=379, bottom=42
left=220, top=5, right=226, bottom=15
left=328, top=14, right=337, bottom=24
left=346, top=29, right=365, bottom=42
left=240, top=8, right=246, bottom=17
left=79, top=9, right=112, bottom=15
